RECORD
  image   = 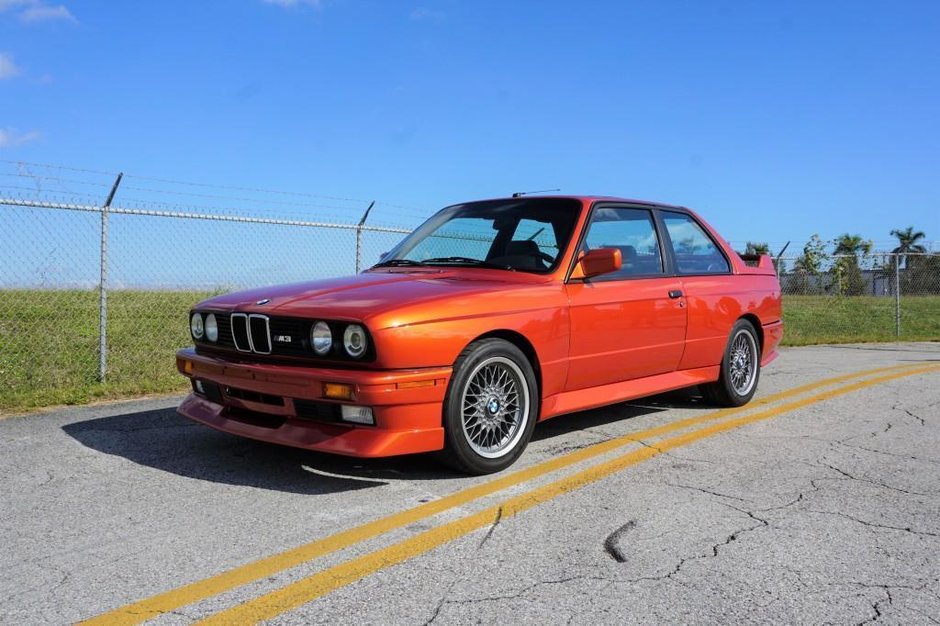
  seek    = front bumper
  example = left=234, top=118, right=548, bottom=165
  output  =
left=175, top=348, right=450, bottom=457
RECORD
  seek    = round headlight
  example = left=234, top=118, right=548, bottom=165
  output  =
left=190, top=313, right=204, bottom=340
left=205, top=313, right=218, bottom=342
left=343, top=324, right=368, bottom=359
left=310, top=321, right=332, bottom=355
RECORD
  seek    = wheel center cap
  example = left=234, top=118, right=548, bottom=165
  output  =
left=487, top=398, right=500, bottom=415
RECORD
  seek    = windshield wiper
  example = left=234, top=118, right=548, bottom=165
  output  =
left=371, top=258, right=425, bottom=268
left=420, top=257, right=515, bottom=271
left=373, top=257, right=515, bottom=271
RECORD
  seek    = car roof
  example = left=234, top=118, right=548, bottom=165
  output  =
left=478, top=195, right=690, bottom=212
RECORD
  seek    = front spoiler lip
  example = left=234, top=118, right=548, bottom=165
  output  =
left=178, top=394, right=445, bottom=457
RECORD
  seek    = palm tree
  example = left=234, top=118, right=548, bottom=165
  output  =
left=890, top=226, right=927, bottom=254
left=833, top=233, right=873, bottom=256
left=744, top=241, right=770, bottom=255
left=832, top=234, right=873, bottom=295
left=890, top=226, right=927, bottom=269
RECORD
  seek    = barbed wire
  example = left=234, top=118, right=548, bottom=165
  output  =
left=0, top=159, right=119, bottom=177
left=0, top=172, right=113, bottom=188
left=0, top=160, right=432, bottom=222
left=117, top=183, right=367, bottom=211
left=0, top=196, right=414, bottom=234
left=0, top=186, right=428, bottom=225
left=111, top=196, right=379, bottom=224
left=0, top=184, right=105, bottom=202
left=2, top=161, right=935, bottom=247
left=120, top=172, right=425, bottom=214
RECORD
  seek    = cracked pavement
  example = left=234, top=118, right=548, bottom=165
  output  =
left=1, top=343, right=939, bottom=624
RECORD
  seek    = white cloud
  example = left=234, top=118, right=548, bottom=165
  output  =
left=0, top=0, right=76, bottom=23
left=0, top=52, right=21, bottom=79
left=19, top=3, right=75, bottom=22
left=262, top=0, right=322, bottom=7
left=0, top=128, right=42, bottom=148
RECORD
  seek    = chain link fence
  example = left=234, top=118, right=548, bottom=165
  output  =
left=776, top=253, right=940, bottom=345
left=1, top=161, right=938, bottom=412
left=0, top=163, right=419, bottom=411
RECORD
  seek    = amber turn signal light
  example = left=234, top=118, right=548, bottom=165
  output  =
left=323, top=382, right=355, bottom=401
left=177, top=357, right=193, bottom=376
left=396, top=379, right=437, bottom=389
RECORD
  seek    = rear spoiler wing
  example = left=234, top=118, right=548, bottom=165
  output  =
left=737, top=253, right=776, bottom=274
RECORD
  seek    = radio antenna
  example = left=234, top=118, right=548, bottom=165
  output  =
left=512, top=188, right=560, bottom=198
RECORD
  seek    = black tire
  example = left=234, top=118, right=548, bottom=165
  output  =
left=701, top=319, right=762, bottom=407
left=439, top=338, right=539, bottom=475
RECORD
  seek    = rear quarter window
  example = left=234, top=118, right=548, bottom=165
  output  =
left=662, top=211, right=730, bottom=274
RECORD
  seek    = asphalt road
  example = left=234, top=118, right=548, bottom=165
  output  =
left=2, top=343, right=939, bottom=625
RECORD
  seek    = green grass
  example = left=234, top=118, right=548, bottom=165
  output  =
left=781, top=295, right=940, bottom=346
left=1, top=290, right=937, bottom=413
left=0, top=289, right=215, bottom=413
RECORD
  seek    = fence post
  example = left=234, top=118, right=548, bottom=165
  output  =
left=98, top=172, right=124, bottom=382
left=894, top=254, right=901, bottom=340
left=355, top=200, right=375, bottom=273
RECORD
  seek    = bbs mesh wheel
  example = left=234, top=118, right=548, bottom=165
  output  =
left=440, top=338, right=538, bottom=474
left=702, top=319, right=761, bottom=407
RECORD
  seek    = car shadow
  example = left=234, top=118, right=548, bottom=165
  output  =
left=62, top=388, right=710, bottom=494
left=62, top=409, right=407, bottom=495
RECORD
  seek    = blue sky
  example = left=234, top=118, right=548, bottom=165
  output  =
left=2, top=0, right=939, bottom=253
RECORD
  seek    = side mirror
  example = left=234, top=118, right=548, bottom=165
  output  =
left=574, top=248, right=622, bottom=279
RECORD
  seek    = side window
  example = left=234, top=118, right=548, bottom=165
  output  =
left=580, top=207, right=664, bottom=278
left=662, top=212, right=730, bottom=274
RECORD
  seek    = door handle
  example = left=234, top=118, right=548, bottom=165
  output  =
left=668, top=290, right=683, bottom=299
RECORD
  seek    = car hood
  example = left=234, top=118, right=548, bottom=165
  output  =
left=195, top=269, right=554, bottom=329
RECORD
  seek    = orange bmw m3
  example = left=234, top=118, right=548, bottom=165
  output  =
left=176, top=196, right=782, bottom=474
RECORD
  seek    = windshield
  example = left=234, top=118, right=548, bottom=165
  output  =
left=375, top=198, right=583, bottom=273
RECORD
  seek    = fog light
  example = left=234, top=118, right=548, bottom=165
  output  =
left=340, top=405, right=374, bottom=425
left=323, top=382, right=355, bottom=401
left=195, top=379, right=205, bottom=394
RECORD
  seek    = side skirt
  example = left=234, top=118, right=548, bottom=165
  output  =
left=538, top=365, right=720, bottom=421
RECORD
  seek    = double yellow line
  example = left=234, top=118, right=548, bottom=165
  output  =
left=83, top=362, right=938, bottom=625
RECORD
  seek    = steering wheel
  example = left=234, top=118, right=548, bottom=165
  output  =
left=537, top=251, right=555, bottom=264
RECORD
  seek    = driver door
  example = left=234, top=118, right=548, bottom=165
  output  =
left=564, top=205, right=687, bottom=391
